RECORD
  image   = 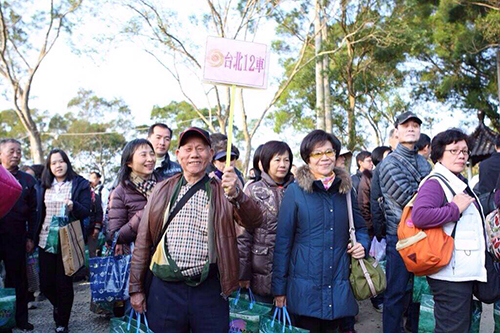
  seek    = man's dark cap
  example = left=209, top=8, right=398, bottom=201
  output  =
left=178, top=127, right=211, bottom=148
left=394, top=111, right=422, bottom=127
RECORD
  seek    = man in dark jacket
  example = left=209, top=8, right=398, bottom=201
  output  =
left=476, top=135, right=500, bottom=196
left=351, top=150, right=373, bottom=193
left=0, top=138, right=36, bottom=331
left=147, top=123, right=181, bottom=181
left=378, top=113, right=431, bottom=333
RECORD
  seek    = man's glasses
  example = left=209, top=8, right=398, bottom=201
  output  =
left=445, top=149, right=470, bottom=156
left=309, top=149, right=336, bottom=159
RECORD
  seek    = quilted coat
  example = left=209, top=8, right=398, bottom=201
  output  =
left=107, top=180, right=148, bottom=245
left=377, top=144, right=431, bottom=235
left=237, top=172, right=294, bottom=297
left=272, top=165, right=369, bottom=320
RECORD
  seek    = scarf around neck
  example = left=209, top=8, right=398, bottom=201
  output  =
left=319, top=173, right=335, bottom=190
left=130, top=172, right=157, bottom=198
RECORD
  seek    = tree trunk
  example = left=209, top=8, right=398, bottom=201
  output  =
left=314, top=0, right=325, bottom=130
left=347, top=93, right=356, bottom=150
left=322, top=5, right=331, bottom=133
left=16, top=94, right=44, bottom=163
left=27, top=130, right=44, bottom=164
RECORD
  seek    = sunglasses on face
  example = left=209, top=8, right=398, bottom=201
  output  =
left=309, top=149, right=336, bottom=159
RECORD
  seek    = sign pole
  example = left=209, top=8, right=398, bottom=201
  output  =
left=225, top=84, right=236, bottom=168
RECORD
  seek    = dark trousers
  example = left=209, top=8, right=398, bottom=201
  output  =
left=294, top=315, right=340, bottom=333
left=0, top=233, right=29, bottom=326
left=146, top=268, right=229, bottom=332
left=427, top=277, right=474, bottom=333
left=339, top=316, right=355, bottom=332
left=383, top=234, right=416, bottom=333
left=39, top=247, right=74, bottom=328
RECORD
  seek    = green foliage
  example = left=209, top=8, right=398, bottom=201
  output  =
left=270, top=0, right=411, bottom=149
left=408, top=0, right=500, bottom=130
left=0, top=108, right=49, bottom=158
left=47, top=89, right=132, bottom=182
left=150, top=100, right=247, bottom=152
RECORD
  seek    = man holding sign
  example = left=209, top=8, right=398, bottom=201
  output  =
left=129, top=127, right=262, bottom=332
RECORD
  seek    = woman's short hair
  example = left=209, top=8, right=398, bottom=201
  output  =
left=430, top=128, right=470, bottom=164
left=259, top=141, right=293, bottom=176
left=371, top=146, right=392, bottom=166
left=41, top=149, right=76, bottom=189
left=252, top=144, right=264, bottom=181
left=116, top=139, right=155, bottom=186
left=300, top=130, right=341, bottom=164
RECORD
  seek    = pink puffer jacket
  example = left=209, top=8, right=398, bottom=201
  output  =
left=0, top=165, right=22, bottom=218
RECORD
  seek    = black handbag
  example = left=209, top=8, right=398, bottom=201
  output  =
left=478, top=190, right=496, bottom=216
left=473, top=251, right=500, bottom=304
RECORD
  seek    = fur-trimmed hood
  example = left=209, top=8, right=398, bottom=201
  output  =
left=295, top=165, right=352, bottom=194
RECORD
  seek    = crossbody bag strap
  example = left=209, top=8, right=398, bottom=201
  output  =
left=152, top=174, right=210, bottom=250
left=392, top=152, right=423, bottom=184
left=346, top=190, right=357, bottom=244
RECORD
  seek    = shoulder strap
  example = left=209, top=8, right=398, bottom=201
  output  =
left=391, top=152, right=424, bottom=184
left=346, top=190, right=357, bottom=244
left=152, top=174, right=210, bottom=250
left=428, top=174, right=456, bottom=197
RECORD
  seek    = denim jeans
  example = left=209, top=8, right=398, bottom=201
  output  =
left=383, top=234, right=414, bottom=333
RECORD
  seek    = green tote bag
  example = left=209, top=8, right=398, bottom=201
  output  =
left=347, top=191, right=386, bottom=300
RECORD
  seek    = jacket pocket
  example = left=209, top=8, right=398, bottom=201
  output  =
left=252, top=244, right=269, bottom=256
left=252, top=244, right=270, bottom=275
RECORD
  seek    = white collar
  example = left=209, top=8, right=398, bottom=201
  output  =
left=431, top=162, right=467, bottom=193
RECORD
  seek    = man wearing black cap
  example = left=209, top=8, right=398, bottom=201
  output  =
left=209, top=133, right=245, bottom=188
left=378, top=112, right=431, bottom=333
left=128, top=127, right=262, bottom=332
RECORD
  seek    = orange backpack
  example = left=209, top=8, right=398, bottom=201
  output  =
left=396, top=174, right=457, bottom=276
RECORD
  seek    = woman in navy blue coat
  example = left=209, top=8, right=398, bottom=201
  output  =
left=272, top=130, right=370, bottom=332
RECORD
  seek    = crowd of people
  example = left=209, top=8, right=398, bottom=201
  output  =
left=1, top=111, right=500, bottom=333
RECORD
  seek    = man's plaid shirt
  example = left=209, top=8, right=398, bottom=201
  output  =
left=165, top=182, right=210, bottom=277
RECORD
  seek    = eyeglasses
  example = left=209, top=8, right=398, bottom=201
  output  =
left=445, top=149, right=470, bottom=156
left=309, top=149, right=336, bottom=159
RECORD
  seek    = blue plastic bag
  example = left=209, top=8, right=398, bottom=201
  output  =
left=109, top=310, right=153, bottom=333
left=89, top=234, right=130, bottom=303
left=229, top=288, right=272, bottom=333
left=0, top=288, right=16, bottom=330
left=259, top=306, right=309, bottom=333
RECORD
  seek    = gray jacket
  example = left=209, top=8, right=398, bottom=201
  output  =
left=378, top=144, right=431, bottom=235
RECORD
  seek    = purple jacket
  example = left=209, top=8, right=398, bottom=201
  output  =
left=411, top=179, right=460, bottom=228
